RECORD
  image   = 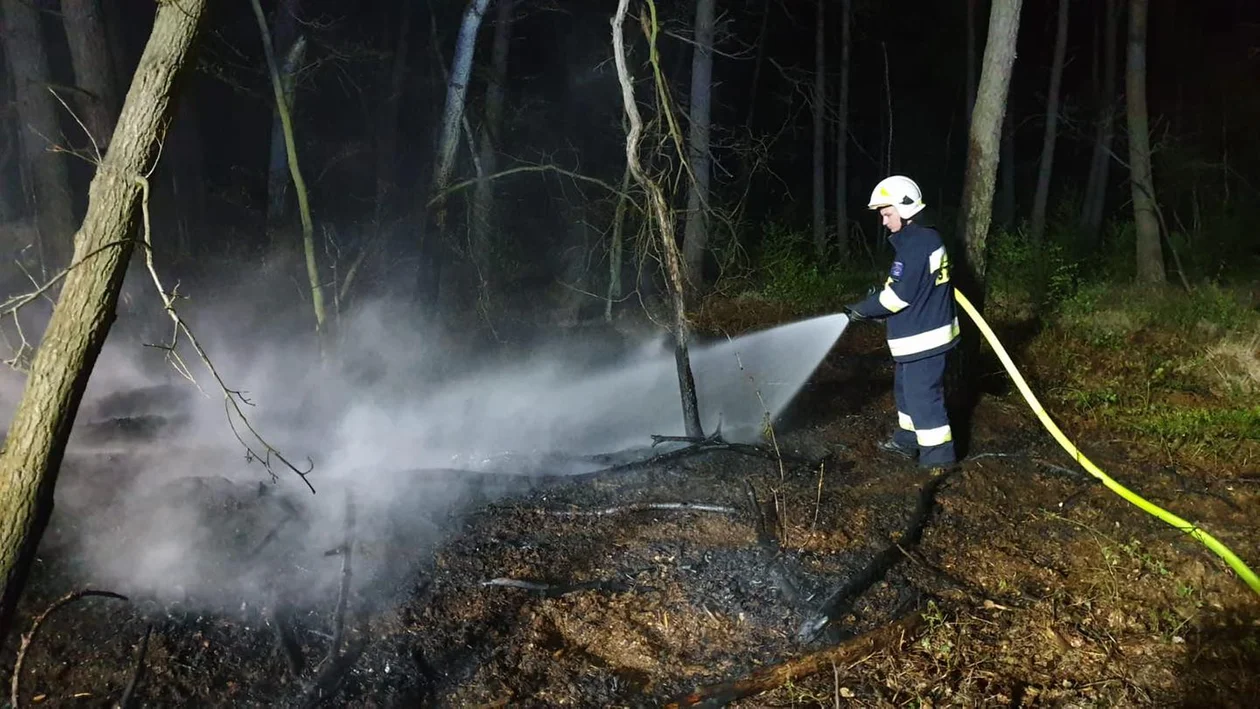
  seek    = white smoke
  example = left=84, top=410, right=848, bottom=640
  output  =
left=0, top=262, right=848, bottom=615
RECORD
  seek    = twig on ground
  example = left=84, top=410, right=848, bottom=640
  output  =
left=663, top=605, right=925, bottom=708
left=116, top=623, right=152, bottom=709
left=805, top=460, right=826, bottom=550
left=11, top=589, right=129, bottom=709
left=135, top=176, right=316, bottom=493
left=269, top=603, right=306, bottom=677
left=480, top=577, right=629, bottom=597
left=330, top=490, right=355, bottom=659
left=540, top=502, right=738, bottom=517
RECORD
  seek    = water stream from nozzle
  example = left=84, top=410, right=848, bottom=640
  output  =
left=329, top=313, right=851, bottom=475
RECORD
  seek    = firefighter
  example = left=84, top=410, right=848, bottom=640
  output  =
left=844, top=175, right=959, bottom=472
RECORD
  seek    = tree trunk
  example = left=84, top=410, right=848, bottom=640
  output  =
left=966, top=0, right=977, bottom=125
left=471, top=0, right=515, bottom=289
left=62, top=0, right=119, bottom=152
left=682, top=0, right=715, bottom=287
left=959, top=0, right=1023, bottom=289
left=1126, top=0, right=1164, bottom=284
left=374, top=0, right=412, bottom=242
left=612, top=0, right=703, bottom=440
left=1, top=0, right=77, bottom=272
left=420, top=0, right=492, bottom=306
left=0, top=0, right=208, bottom=648
left=168, top=95, right=207, bottom=260
left=1080, top=0, right=1119, bottom=242
left=997, top=112, right=1016, bottom=228
left=250, top=0, right=325, bottom=339
left=834, top=0, right=851, bottom=262
left=811, top=0, right=826, bottom=261
left=1028, top=0, right=1069, bottom=244
left=605, top=157, right=632, bottom=322
left=264, top=0, right=302, bottom=241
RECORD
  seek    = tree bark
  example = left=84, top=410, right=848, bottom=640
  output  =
left=1, top=0, right=77, bottom=271
left=0, top=0, right=208, bottom=648
left=1080, top=0, right=1119, bottom=242
left=61, top=0, right=119, bottom=152
left=1126, top=0, right=1165, bottom=283
left=1028, top=0, right=1069, bottom=244
left=811, top=0, right=826, bottom=261
left=682, top=0, right=715, bottom=287
left=420, top=0, right=492, bottom=306
left=959, top=0, right=1023, bottom=289
left=471, top=0, right=515, bottom=289
left=834, top=0, right=851, bottom=262
left=612, top=0, right=703, bottom=440
left=265, top=0, right=303, bottom=241
left=966, top=0, right=977, bottom=125
left=251, top=0, right=326, bottom=340
left=605, top=145, right=632, bottom=322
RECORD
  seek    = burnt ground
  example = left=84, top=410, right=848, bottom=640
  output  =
left=3, top=318, right=1259, bottom=708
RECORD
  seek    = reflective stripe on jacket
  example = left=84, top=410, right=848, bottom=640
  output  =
left=851, top=222, right=960, bottom=362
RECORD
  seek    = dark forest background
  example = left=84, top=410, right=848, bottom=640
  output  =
left=2, top=0, right=1257, bottom=335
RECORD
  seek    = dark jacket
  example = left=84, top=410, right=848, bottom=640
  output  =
left=849, top=221, right=960, bottom=362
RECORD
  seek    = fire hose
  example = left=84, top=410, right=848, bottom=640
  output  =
left=952, top=289, right=1260, bottom=597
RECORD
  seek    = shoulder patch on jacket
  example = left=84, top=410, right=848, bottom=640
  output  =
left=890, top=260, right=904, bottom=279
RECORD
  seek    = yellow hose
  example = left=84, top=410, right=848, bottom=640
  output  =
left=953, top=289, right=1260, bottom=597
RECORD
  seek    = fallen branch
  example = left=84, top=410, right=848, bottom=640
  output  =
left=797, top=471, right=951, bottom=642
left=663, top=607, right=924, bottom=708
left=117, top=623, right=152, bottom=709
left=540, top=502, right=738, bottom=517
left=11, top=589, right=129, bottom=709
left=480, top=577, right=629, bottom=597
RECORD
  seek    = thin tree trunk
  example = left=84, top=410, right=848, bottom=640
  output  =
left=612, top=0, right=703, bottom=440
left=1080, top=0, right=1119, bottom=242
left=471, top=0, right=515, bottom=289
left=263, top=1, right=304, bottom=243
left=1029, top=0, right=1069, bottom=244
left=168, top=96, right=206, bottom=260
left=375, top=1, right=412, bottom=238
left=265, top=0, right=303, bottom=242
left=960, top=0, right=1023, bottom=290
left=250, top=0, right=326, bottom=339
left=62, top=0, right=119, bottom=152
left=811, top=0, right=826, bottom=261
left=997, top=112, right=1016, bottom=228
left=1126, top=0, right=1165, bottom=284
left=744, top=0, right=770, bottom=132
left=683, top=0, right=715, bottom=286
left=420, top=0, right=492, bottom=306
left=1, top=0, right=77, bottom=272
left=834, top=0, right=851, bottom=262
left=0, top=0, right=209, bottom=648
left=605, top=157, right=632, bottom=322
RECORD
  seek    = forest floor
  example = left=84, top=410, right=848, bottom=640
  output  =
left=3, top=288, right=1259, bottom=708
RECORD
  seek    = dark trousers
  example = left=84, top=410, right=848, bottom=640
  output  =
left=893, top=352, right=955, bottom=467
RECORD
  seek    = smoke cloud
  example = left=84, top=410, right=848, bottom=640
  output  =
left=0, top=262, right=848, bottom=616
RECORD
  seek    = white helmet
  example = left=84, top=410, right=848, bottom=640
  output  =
left=867, top=175, right=925, bottom=220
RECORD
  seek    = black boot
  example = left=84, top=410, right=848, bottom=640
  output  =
left=877, top=437, right=917, bottom=461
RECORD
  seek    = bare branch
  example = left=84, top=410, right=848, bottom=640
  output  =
left=136, top=176, right=316, bottom=494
